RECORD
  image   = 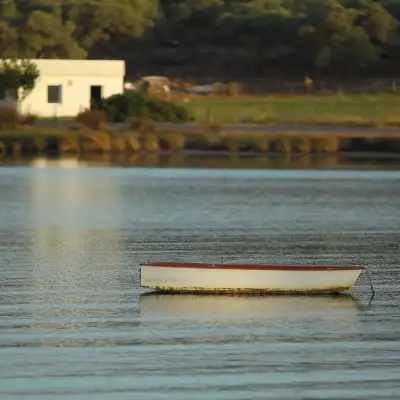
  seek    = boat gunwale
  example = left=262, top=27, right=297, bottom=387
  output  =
left=141, top=262, right=366, bottom=272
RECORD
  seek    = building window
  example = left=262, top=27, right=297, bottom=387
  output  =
left=47, top=85, right=62, bottom=104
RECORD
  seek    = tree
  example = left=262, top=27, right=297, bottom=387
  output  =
left=66, top=0, right=159, bottom=55
left=18, top=10, right=87, bottom=59
left=298, top=1, right=379, bottom=70
left=0, top=59, right=40, bottom=102
left=360, top=2, right=399, bottom=44
left=0, top=22, right=19, bottom=58
left=315, top=26, right=378, bottom=68
left=0, top=0, right=400, bottom=78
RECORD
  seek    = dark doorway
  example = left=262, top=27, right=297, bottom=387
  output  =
left=0, top=84, right=5, bottom=99
left=90, top=85, right=102, bottom=108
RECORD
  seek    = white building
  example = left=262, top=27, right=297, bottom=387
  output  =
left=0, top=59, right=125, bottom=117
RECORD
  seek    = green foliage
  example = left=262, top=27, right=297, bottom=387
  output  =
left=0, top=59, right=40, bottom=101
left=0, top=1, right=400, bottom=75
left=20, top=10, right=87, bottom=59
left=94, top=92, right=190, bottom=123
left=362, top=2, right=399, bottom=44
left=0, top=22, right=18, bottom=58
left=66, top=0, right=159, bottom=54
left=0, top=0, right=157, bottom=59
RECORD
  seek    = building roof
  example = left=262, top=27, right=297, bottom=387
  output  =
left=1, top=59, right=125, bottom=77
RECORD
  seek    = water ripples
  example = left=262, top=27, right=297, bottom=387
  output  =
left=0, top=166, right=399, bottom=399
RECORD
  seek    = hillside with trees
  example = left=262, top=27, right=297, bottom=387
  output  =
left=1, top=0, right=400, bottom=80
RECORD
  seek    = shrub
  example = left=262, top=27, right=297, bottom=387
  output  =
left=292, top=137, right=311, bottom=153
left=94, top=92, right=190, bottom=123
left=212, top=82, right=226, bottom=95
left=143, top=134, right=160, bottom=151
left=0, top=105, right=20, bottom=129
left=130, top=117, right=155, bottom=133
left=33, top=136, right=46, bottom=153
left=252, top=136, right=270, bottom=152
left=79, top=130, right=112, bottom=152
left=205, top=122, right=221, bottom=133
left=223, top=137, right=241, bottom=153
left=270, top=137, right=291, bottom=153
left=125, top=132, right=142, bottom=152
left=185, top=132, right=222, bottom=151
left=111, top=134, right=127, bottom=152
left=158, top=132, right=186, bottom=150
left=20, top=113, right=38, bottom=125
left=146, top=97, right=189, bottom=122
left=76, top=109, right=108, bottom=130
left=227, top=82, right=241, bottom=97
left=311, top=137, right=340, bottom=153
left=61, top=133, right=81, bottom=153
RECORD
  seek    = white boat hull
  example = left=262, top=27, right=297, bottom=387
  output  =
left=140, top=262, right=365, bottom=294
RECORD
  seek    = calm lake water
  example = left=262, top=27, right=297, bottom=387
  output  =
left=0, top=157, right=399, bottom=399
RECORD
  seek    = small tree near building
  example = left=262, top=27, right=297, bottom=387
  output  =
left=0, top=59, right=40, bottom=103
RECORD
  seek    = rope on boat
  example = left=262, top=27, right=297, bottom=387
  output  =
left=364, top=266, right=375, bottom=297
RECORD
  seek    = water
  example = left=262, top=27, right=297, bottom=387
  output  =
left=0, top=159, right=399, bottom=399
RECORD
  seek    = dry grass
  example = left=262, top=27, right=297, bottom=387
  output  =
left=291, top=137, right=311, bottom=153
left=223, top=137, right=242, bottom=153
left=158, top=132, right=187, bottom=150
left=32, top=136, right=47, bottom=153
left=311, top=137, right=340, bottom=153
left=272, top=137, right=291, bottom=153
left=1, top=125, right=400, bottom=155
left=252, top=136, right=269, bottom=152
left=125, top=132, right=141, bottom=151
left=184, top=131, right=221, bottom=150
left=130, top=117, right=155, bottom=133
left=61, top=132, right=81, bottom=153
left=88, top=130, right=114, bottom=152
left=0, top=106, right=20, bottom=129
left=20, top=113, right=38, bottom=126
left=142, top=134, right=160, bottom=151
left=76, top=109, right=108, bottom=130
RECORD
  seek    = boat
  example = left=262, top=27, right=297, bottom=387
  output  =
left=140, top=261, right=373, bottom=295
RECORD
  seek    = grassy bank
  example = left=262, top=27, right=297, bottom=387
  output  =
left=1, top=125, right=400, bottom=157
left=182, top=93, right=400, bottom=127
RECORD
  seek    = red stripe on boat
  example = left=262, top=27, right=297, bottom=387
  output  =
left=141, top=262, right=365, bottom=271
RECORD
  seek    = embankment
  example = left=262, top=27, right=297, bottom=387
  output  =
left=1, top=125, right=400, bottom=158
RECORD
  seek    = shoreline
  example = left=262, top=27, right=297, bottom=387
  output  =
left=2, top=150, right=400, bottom=161
left=2, top=147, right=400, bottom=170
left=1, top=123, right=400, bottom=158
left=32, top=120, right=400, bottom=133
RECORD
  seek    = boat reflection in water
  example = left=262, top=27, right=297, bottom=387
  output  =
left=139, top=292, right=362, bottom=323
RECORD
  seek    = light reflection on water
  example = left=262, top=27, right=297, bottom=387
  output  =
left=0, top=161, right=399, bottom=399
